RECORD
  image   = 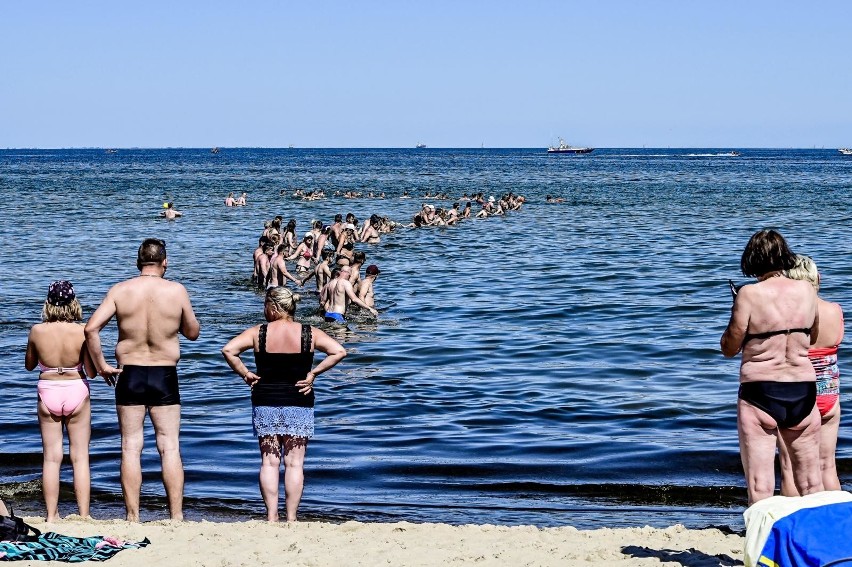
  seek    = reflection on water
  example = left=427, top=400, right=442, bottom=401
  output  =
left=1, top=148, right=850, bottom=529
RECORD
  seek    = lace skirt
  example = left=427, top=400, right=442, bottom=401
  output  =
left=252, top=405, right=314, bottom=438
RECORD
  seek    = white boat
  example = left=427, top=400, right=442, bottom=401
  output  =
left=839, top=148, right=852, bottom=156
left=416, top=143, right=427, bottom=149
left=547, top=138, right=594, bottom=154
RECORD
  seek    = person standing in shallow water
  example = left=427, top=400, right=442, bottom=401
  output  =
left=720, top=229, right=822, bottom=505
left=222, top=287, right=347, bottom=522
left=84, top=238, right=200, bottom=521
left=25, top=280, right=98, bottom=521
left=778, top=254, right=845, bottom=495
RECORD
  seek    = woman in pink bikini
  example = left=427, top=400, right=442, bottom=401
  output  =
left=24, top=280, right=97, bottom=521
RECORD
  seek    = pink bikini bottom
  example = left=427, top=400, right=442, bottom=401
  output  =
left=38, top=379, right=90, bottom=416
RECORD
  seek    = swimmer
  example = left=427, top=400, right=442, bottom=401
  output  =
left=269, top=244, right=302, bottom=288
left=255, top=244, right=275, bottom=288
left=282, top=220, right=298, bottom=256
left=225, top=192, right=236, bottom=207
left=235, top=192, right=247, bottom=206
left=160, top=202, right=182, bottom=219
left=329, top=214, right=344, bottom=249
left=349, top=251, right=366, bottom=288
left=336, top=223, right=357, bottom=262
left=323, top=266, right=377, bottom=322
left=287, top=233, right=315, bottom=273
left=313, top=249, right=335, bottom=292
left=360, top=217, right=381, bottom=244
left=357, top=265, right=380, bottom=309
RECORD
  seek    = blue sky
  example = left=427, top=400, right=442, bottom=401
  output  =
left=2, top=1, right=850, bottom=148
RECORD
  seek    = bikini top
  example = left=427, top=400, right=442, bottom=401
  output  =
left=743, top=327, right=811, bottom=344
left=37, top=361, right=84, bottom=375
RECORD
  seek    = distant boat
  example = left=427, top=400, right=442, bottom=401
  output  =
left=719, top=151, right=741, bottom=157
left=211, top=147, right=220, bottom=154
left=547, top=138, right=594, bottom=154
left=415, top=143, right=427, bottom=149
left=839, top=148, right=852, bottom=156
left=105, top=148, right=117, bottom=154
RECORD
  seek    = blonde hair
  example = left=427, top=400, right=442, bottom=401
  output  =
left=784, top=254, right=819, bottom=291
left=265, top=286, right=301, bottom=316
left=42, top=298, right=83, bottom=322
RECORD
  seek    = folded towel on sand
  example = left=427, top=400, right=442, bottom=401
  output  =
left=0, top=532, right=149, bottom=562
left=743, top=491, right=852, bottom=567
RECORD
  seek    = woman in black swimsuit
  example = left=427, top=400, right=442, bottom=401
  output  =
left=720, top=229, right=822, bottom=505
left=222, top=287, right=347, bottom=521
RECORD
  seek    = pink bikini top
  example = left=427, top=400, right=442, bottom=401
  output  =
left=38, top=361, right=84, bottom=375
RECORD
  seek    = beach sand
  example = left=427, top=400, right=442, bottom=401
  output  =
left=15, top=516, right=745, bottom=566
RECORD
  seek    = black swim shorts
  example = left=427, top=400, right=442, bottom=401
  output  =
left=115, top=365, right=180, bottom=406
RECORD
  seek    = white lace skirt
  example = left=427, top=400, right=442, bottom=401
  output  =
left=252, top=406, right=315, bottom=438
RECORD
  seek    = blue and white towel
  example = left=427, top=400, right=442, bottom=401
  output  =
left=744, top=491, right=852, bottom=567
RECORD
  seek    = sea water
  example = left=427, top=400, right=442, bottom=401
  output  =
left=1, top=148, right=850, bottom=529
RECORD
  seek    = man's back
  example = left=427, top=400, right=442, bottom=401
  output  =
left=112, top=277, right=191, bottom=366
left=329, top=278, right=353, bottom=314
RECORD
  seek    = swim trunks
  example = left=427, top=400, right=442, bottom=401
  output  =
left=115, top=365, right=180, bottom=406
left=738, top=381, right=816, bottom=428
left=324, top=311, right=345, bottom=323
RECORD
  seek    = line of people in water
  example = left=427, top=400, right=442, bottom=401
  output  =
left=721, top=229, right=844, bottom=505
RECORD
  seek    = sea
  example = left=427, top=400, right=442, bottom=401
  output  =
left=1, top=148, right=851, bottom=530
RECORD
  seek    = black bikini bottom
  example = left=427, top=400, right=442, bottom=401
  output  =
left=738, top=381, right=816, bottom=428
left=115, top=365, right=180, bottom=406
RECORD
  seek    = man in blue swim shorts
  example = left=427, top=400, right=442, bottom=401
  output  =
left=321, top=265, right=377, bottom=322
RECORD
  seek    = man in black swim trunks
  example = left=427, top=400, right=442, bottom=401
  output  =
left=85, top=238, right=200, bottom=521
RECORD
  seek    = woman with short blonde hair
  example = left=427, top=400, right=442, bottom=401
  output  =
left=25, top=280, right=98, bottom=521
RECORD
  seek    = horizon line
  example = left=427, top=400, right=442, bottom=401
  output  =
left=1, top=146, right=846, bottom=151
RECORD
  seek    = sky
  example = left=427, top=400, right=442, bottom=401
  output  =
left=1, top=1, right=850, bottom=148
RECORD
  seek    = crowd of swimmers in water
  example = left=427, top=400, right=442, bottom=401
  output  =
left=249, top=191, right=526, bottom=322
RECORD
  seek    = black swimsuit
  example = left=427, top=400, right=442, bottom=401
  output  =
left=251, top=324, right=314, bottom=408
left=116, top=365, right=180, bottom=406
left=738, top=327, right=816, bottom=428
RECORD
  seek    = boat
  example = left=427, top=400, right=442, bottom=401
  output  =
left=105, top=148, right=117, bottom=154
left=547, top=138, right=594, bottom=154
left=415, top=143, right=427, bottom=149
left=211, top=147, right=220, bottom=154
left=839, top=148, right=852, bottom=155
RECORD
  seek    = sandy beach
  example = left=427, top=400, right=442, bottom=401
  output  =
left=12, top=516, right=744, bottom=566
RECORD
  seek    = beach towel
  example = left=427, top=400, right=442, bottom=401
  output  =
left=0, top=532, right=150, bottom=562
left=743, top=491, right=852, bottom=567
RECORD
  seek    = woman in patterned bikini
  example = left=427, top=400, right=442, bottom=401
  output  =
left=778, top=255, right=844, bottom=494
left=222, top=287, right=346, bottom=521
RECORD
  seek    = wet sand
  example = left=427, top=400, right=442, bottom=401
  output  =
left=16, top=516, right=744, bottom=566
